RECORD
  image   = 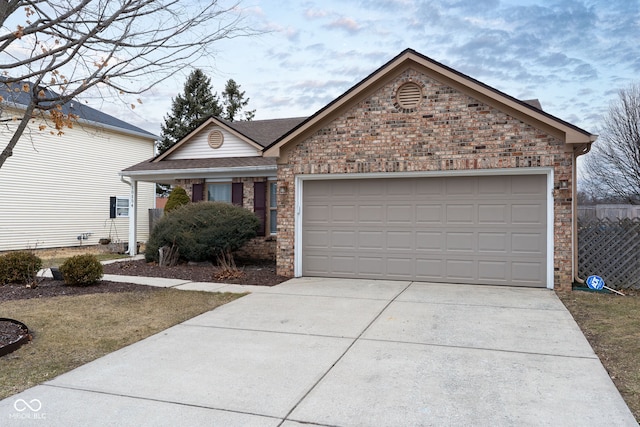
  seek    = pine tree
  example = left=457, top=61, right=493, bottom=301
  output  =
left=158, top=69, right=222, bottom=155
left=222, top=79, right=256, bottom=122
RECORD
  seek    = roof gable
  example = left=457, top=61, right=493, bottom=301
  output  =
left=264, top=48, right=596, bottom=157
left=154, top=116, right=306, bottom=162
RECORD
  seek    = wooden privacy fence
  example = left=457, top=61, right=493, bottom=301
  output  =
left=578, top=218, right=640, bottom=289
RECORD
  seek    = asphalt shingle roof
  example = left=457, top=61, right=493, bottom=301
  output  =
left=0, top=79, right=157, bottom=139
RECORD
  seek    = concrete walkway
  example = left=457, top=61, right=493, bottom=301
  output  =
left=1, top=278, right=637, bottom=426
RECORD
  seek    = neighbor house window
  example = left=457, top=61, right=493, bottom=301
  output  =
left=269, top=182, right=277, bottom=235
left=116, top=197, right=129, bottom=218
left=207, top=183, right=232, bottom=203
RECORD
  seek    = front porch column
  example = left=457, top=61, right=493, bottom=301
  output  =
left=128, top=178, right=138, bottom=256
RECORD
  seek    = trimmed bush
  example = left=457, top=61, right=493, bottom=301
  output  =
left=146, top=201, right=260, bottom=263
left=0, top=251, right=42, bottom=285
left=59, top=254, right=103, bottom=286
left=164, top=186, right=190, bottom=213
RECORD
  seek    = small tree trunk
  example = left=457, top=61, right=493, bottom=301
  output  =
left=159, top=244, right=179, bottom=267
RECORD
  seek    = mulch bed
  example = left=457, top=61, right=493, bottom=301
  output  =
left=0, top=279, right=159, bottom=303
left=102, top=259, right=288, bottom=287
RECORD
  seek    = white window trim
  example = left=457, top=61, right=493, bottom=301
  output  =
left=116, top=196, right=130, bottom=218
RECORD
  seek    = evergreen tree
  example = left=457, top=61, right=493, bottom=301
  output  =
left=158, top=69, right=222, bottom=155
left=222, top=79, right=256, bottom=122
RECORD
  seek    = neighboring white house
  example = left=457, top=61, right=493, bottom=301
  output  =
left=0, top=86, right=156, bottom=252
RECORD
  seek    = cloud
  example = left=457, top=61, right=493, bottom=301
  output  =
left=305, top=8, right=330, bottom=19
left=324, top=17, right=362, bottom=34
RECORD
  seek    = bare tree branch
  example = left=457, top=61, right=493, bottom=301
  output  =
left=582, top=83, right=640, bottom=204
left=0, top=0, right=258, bottom=169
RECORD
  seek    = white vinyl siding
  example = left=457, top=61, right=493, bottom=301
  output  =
left=0, top=107, right=155, bottom=251
left=166, top=124, right=260, bottom=160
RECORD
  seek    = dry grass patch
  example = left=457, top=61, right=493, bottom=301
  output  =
left=0, top=289, right=242, bottom=399
left=559, top=290, right=640, bottom=421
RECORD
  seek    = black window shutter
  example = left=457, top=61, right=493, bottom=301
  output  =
left=109, top=196, right=116, bottom=219
left=254, top=181, right=266, bottom=236
left=232, top=182, right=243, bottom=206
left=192, top=183, right=204, bottom=202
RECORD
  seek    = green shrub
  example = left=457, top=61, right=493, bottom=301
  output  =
left=146, top=201, right=260, bottom=263
left=164, top=186, right=190, bottom=213
left=59, top=254, right=103, bottom=286
left=0, top=251, right=42, bottom=285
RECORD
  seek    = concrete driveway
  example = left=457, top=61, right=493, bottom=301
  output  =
left=1, top=278, right=636, bottom=426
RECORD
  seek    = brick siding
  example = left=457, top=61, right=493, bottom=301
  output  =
left=276, top=68, right=575, bottom=290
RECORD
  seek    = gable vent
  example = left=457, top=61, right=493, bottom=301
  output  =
left=396, top=82, right=422, bottom=109
left=208, top=130, right=224, bottom=149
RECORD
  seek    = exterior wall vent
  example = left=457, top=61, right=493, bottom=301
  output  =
left=396, top=82, right=422, bottom=109
left=208, top=130, right=224, bottom=149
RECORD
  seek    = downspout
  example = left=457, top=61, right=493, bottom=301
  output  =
left=120, top=175, right=137, bottom=256
left=573, top=140, right=595, bottom=285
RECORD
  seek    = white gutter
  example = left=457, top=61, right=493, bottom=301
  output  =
left=120, top=165, right=278, bottom=182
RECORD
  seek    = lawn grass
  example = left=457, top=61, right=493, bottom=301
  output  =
left=559, top=290, right=640, bottom=421
left=0, top=289, right=243, bottom=400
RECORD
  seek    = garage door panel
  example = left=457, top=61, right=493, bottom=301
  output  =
left=478, top=261, right=508, bottom=281
left=446, top=232, right=475, bottom=251
left=304, top=230, right=330, bottom=249
left=358, top=231, right=384, bottom=249
left=511, top=175, right=546, bottom=195
left=332, top=205, right=356, bottom=223
left=512, top=204, right=545, bottom=224
left=415, top=178, right=445, bottom=195
left=386, top=258, right=414, bottom=277
left=304, top=204, right=330, bottom=224
left=478, top=232, right=508, bottom=252
left=387, top=204, right=413, bottom=224
left=358, top=205, right=384, bottom=223
left=446, top=204, right=474, bottom=223
left=387, top=231, right=414, bottom=250
left=416, top=205, right=443, bottom=224
left=357, top=257, right=385, bottom=276
left=478, top=204, right=508, bottom=224
left=302, top=175, right=547, bottom=287
left=446, top=259, right=475, bottom=280
left=415, top=258, right=444, bottom=279
left=446, top=177, right=476, bottom=195
left=331, top=230, right=356, bottom=249
left=512, top=261, right=545, bottom=283
left=416, top=231, right=444, bottom=252
left=511, top=233, right=544, bottom=254
left=332, top=256, right=358, bottom=274
left=304, top=255, right=331, bottom=275
left=478, top=176, right=508, bottom=194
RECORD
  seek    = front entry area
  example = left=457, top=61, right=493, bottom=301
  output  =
left=301, top=174, right=548, bottom=287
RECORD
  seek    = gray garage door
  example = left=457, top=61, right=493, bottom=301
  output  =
left=302, top=175, right=547, bottom=287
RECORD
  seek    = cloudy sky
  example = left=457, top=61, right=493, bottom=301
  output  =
left=114, top=0, right=638, bottom=136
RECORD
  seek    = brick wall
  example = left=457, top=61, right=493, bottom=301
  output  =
left=276, top=68, right=575, bottom=290
left=172, top=177, right=277, bottom=261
